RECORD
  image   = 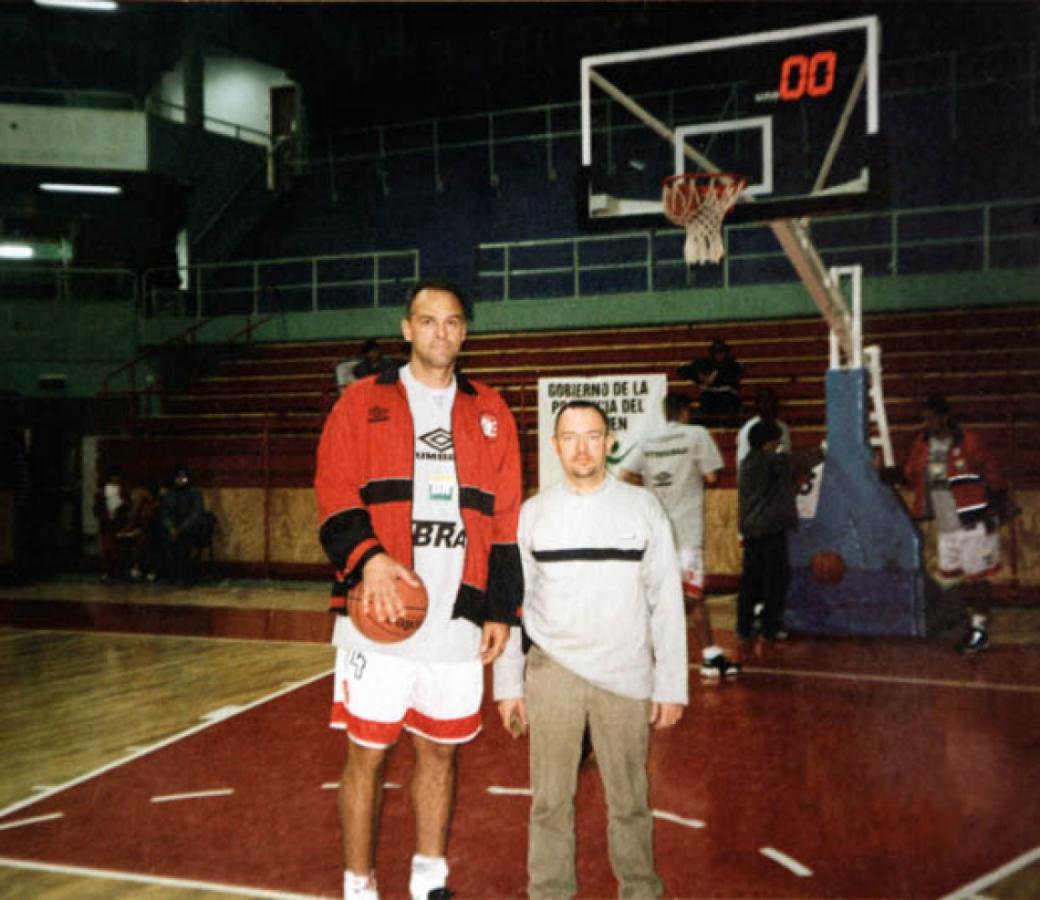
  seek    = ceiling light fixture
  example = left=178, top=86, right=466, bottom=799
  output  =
left=0, top=244, right=35, bottom=260
left=34, top=0, right=119, bottom=11
left=40, top=182, right=123, bottom=195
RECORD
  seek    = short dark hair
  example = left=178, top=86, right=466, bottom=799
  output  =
left=405, top=278, right=471, bottom=320
left=664, top=392, right=691, bottom=421
left=554, top=400, right=609, bottom=434
left=361, top=338, right=380, bottom=354
left=749, top=420, right=782, bottom=449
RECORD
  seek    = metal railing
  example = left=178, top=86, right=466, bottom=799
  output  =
left=141, top=248, right=421, bottom=318
left=100, top=312, right=274, bottom=427
left=302, top=40, right=1039, bottom=191
left=477, top=197, right=1040, bottom=302
left=0, top=266, right=137, bottom=303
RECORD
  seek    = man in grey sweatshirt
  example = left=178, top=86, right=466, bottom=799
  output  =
left=494, top=400, right=688, bottom=900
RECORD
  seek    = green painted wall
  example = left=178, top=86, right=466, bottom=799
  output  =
left=2, top=268, right=1037, bottom=398
left=0, top=298, right=139, bottom=398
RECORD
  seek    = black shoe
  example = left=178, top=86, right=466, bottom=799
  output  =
left=700, top=653, right=742, bottom=678
left=956, top=627, right=989, bottom=655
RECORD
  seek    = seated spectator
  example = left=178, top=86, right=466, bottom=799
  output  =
left=161, top=465, right=212, bottom=582
left=736, top=387, right=792, bottom=466
left=335, top=339, right=399, bottom=394
left=93, top=467, right=129, bottom=582
left=352, top=338, right=399, bottom=380
left=678, top=338, right=745, bottom=420
left=118, top=479, right=163, bottom=582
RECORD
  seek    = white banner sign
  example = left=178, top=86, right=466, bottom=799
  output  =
left=537, top=374, right=668, bottom=490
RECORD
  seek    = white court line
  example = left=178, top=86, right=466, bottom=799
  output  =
left=0, top=667, right=334, bottom=821
left=760, top=846, right=813, bottom=877
left=0, top=812, right=64, bottom=831
left=151, top=788, right=234, bottom=804
left=741, top=666, right=1040, bottom=695
left=321, top=781, right=399, bottom=791
left=652, top=809, right=705, bottom=829
left=0, top=856, right=329, bottom=898
left=939, top=845, right=1040, bottom=900
left=487, top=785, right=532, bottom=796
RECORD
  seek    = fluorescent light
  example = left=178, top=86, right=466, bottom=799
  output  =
left=0, top=244, right=35, bottom=260
left=40, top=182, right=122, bottom=195
left=34, top=0, right=118, bottom=11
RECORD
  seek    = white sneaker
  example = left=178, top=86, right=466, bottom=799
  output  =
left=344, top=870, right=378, bottom=900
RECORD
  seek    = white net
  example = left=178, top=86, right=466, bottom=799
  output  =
left=662, top=173, right=747, bottom=265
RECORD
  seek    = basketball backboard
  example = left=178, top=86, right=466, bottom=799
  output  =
left=579, top=15, right=884, bottom=229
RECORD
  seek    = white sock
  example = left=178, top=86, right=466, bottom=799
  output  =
left=971, top=614, right=987, bottom=630
left=702, top=645, right=723, bottom=661
left=344, top=869, right=378, bottom=900
left=410, top=854, right=448, bottom=900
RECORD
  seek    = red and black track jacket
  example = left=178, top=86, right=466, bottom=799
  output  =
left=314, top=366, right=523, bottom=627
left=904, top=424, right=1006, bottom=525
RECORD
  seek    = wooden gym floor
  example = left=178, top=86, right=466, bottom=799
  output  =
left=1, top=577, right=1039, bottom=899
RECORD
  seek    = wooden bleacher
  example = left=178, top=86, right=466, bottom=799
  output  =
left=98, top=303, right=1040, bottom=585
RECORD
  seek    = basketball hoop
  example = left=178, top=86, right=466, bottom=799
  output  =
left=662, top=172, right=747, bottom=266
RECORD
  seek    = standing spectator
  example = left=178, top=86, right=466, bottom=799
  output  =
left=678, top=338, right=745, bottom=419
left=736, top=387, right=792, bottom=466
left=93, top=467, right=128, bottom=581
left=494, top=400, right=687, bottom=900
left=314, top=279, right=523, bottom=900
left=737, top=420, right=798, bottom=640
left=903, top=394, right=1010, bottom=654
left=161, top=465, right=209, bottom=582
left=620, top=392, right=739, bottom=678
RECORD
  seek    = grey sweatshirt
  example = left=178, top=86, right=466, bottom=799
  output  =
left=493, top=475, right=689, bottom=705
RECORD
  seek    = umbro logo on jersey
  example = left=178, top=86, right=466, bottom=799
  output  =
left=413, top=520, right=468, bottom=549
left=420, top=429, right=454, bottom=452
left=368, top=406, right=390, bottom=424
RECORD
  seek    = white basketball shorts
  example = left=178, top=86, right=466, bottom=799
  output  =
left=330, top=647, right=483, bottom=749
left=679, top=546, right=705, bottom=598
left=938, top=522, right=1000, bottom=582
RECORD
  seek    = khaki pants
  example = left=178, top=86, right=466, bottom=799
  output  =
left=526, top=647, right=662, bottom=900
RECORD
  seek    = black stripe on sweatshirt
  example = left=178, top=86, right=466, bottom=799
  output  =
left=532, top=547, right=645, bottom=563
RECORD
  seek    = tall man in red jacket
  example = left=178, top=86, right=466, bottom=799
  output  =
left=315, top=279, right=523, bottom=900
left=904, top=394, right=1008, bottom=654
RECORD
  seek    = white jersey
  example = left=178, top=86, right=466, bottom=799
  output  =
left=333, top=363, right=479, bottom=662
left=623, top=421, right=722, bottom=549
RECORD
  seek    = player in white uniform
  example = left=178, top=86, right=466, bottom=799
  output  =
left=621, top=392, right=740, bottom=677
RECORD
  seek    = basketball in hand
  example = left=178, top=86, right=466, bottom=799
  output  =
left=347, top=576, right=428, bottom=643
left=810, top=550, right=846, bottom=585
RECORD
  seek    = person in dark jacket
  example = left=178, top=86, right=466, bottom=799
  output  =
left=678, top=338, right=745, bottom=419
left=161, top=465, right=209, bottom=581
left=737, top=420, right=798, bottom=639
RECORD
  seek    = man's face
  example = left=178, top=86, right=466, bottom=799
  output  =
left=402, top=289, right=467, bottom=371
left=553, top=407, right=610, bottom=488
